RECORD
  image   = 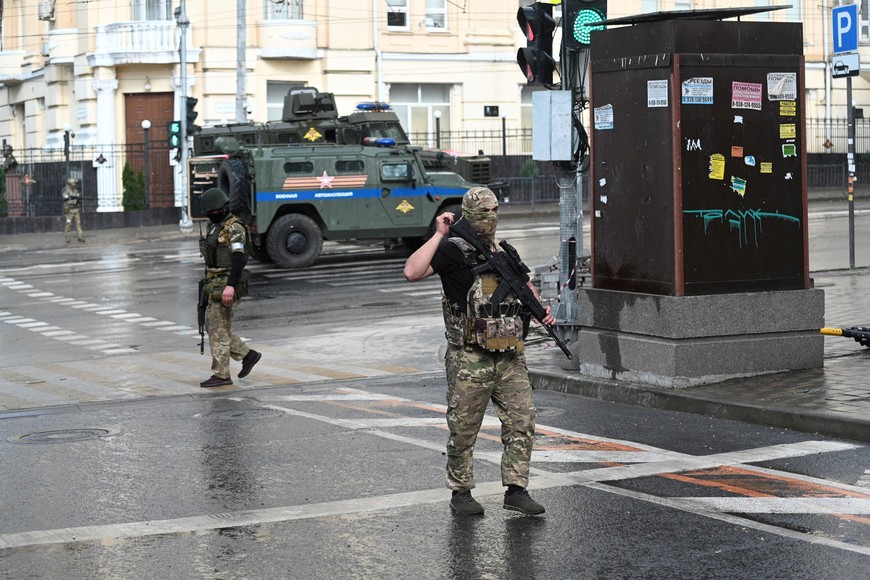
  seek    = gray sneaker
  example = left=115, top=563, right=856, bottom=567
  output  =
left=504, top=488, right=545, bottom=515
left=450, top=489, right=484, bottom=515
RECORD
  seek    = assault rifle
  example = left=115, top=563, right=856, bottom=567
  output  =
left=197, top=223, right=208, bottom=354
left=820, top=326, right=870, bottom=348
left=449, top=217, right=572, bottom=359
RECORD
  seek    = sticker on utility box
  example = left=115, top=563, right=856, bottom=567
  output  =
left=647, top=80, right=669, bottom=108
left=594, top=104, right=614, bottom=130
left=767, top=73, right=797, bottom=101
left=681, top=77, right=713, bottom=104
left=732, top=82, right=763, bottom=110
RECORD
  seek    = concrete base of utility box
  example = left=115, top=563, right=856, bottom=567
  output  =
left=569, top=287, right=825, bottom=389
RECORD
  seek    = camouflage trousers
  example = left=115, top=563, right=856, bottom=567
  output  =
left=444, top=344, right=536, bottom=491
left=205, top=299, right=251, bottom=379
left=63, top=208, right=84, bottom=241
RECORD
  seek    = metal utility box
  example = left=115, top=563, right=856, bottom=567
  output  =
left=589, top=18, right=808, bottom=296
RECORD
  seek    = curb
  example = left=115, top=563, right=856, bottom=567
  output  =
left=528, top=369, right=870, bottom=443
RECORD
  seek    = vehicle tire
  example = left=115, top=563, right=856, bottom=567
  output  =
left=428, top=203, right=462, bottom=238
left=250, top=243, right=272, bottom=263
left=266, top=214, right=323, bottom=269
left=218, top=158, right=251, bottom=224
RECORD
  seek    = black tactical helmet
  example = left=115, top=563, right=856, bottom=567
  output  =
left=201, top=188, right=229, bottom=212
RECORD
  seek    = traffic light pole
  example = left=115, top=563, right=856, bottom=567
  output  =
left=177, top=0, right=193, bottom=230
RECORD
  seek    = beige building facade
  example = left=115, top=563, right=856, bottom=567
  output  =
left=0, top=1, right=867, bottom=210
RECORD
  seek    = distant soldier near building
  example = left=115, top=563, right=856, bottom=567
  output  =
left=199, top=187, right=262, bottom=388
left=61, top=178, right=85, bottom=243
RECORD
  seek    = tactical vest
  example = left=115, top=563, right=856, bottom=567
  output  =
left=204, top=215, right=251, bottom=299
left=205, top=215, right=251, bottom=270
left=442, top=238, right=525, bottom=353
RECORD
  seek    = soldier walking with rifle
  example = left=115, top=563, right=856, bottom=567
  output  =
left=198, top=188, right=262, bottom=388
left=404, top=186, right=568, bottom=517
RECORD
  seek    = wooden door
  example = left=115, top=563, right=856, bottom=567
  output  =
left=125, top=93, right=175, bottom=208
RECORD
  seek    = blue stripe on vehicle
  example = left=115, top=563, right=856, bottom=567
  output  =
left=256, top=187, right=467, bottom=203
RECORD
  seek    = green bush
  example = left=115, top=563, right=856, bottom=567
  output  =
left=122, top=161, right=146, bottom=211
left=519, top=157, right=539, bottom=178
left=0, top=166, right=7, bottom=217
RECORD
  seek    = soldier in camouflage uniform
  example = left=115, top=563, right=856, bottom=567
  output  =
left=199, top=188, right=262, bottom=388
left=404, top=187, right=554, bottom=516
left=61, top=178, right=85, bottom=243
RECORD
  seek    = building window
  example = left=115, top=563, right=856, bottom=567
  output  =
left=267, top=81, right=305, bottom=121
left=389, top=84, right=449, bottom=145
left=641, top=0, right=660, bottom=13
left=426, top=0, right=447, bottom=30
left=861, top=0, right=870, bottom=42
left=131, top=0, right=172, bottom=21
left=674, top=1, right=693, bottom=11
left=266, top=0, right=303, bottom=20
left=387, top=0, right=409, bottom=29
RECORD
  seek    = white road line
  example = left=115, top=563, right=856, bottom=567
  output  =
left=676, top=497, right=870, bottom=514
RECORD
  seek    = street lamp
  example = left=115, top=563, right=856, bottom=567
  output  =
left=433, top=110, right=442, bottom=149
left=141, top=119, right=151, bottom=209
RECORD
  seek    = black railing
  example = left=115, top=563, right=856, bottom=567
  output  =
left=3, top=123, right=866, bottom=217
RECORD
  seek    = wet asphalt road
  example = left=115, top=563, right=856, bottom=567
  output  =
left=1, top=373, right=869, bottom=578
left=1, top=211, right=869, bottom=578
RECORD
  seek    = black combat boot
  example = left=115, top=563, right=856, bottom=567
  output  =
left=504, top=485, right=545, bottom=515
left=200, top=375, right=233, bottom=388
left=238, top=350, right=262, bottom=378
left=450, top=489, right=484, bottom=516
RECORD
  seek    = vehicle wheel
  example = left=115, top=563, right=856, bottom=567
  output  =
left=250, top=243, right=272, bottom=263
left=428, top=203, right=462, bottom=238
left=266, top=214, right=323, bottom=269
left=218, top=158, right=251, bottom=224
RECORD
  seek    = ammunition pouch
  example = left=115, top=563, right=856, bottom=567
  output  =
left=205, top=270, right=249, bottom=301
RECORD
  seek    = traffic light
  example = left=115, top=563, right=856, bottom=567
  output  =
left=185, top=97, right=199, bottom=132
left=167, top=120, right=181, bottom=148
left=516, top=3, right=556, bottom=85
left=563, top=0, right=607, bottom=50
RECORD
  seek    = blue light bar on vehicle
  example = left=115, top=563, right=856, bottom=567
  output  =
left=356, top=102, right=392, bottom=111
left=363, top=137, right=396, bottom=147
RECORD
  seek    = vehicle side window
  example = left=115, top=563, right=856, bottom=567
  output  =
left=284, top=161, right=314, bottom=174
left=381, top=162, right=412, bottom=181
left=336, top=160, right=365, bottom=173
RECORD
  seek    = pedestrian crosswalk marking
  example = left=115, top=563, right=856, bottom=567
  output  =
left=3, top=389, right=864, bottom=554
left=0, top=277, right=209, bottom=350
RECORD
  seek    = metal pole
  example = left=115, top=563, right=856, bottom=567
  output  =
left=501, top=115, right=507, bottom=156
left=177, top=0, right=192, bottom=229
left=847, top=76, right=856, bottom=270
left=142, top=119, right=151, bottom=209
left=63, top=127, right=71, bottom=178
left=434, top=111, right=442, bottom=149
left=236, top=0, right=247, bottom=123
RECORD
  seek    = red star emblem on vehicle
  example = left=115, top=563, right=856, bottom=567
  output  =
left=317, top=171, right=334, bottom=188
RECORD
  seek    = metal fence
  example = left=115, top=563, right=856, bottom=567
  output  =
left=806, top=117, right=870, bottom=155
left=2, top=126, right=863, bottom=217
left=2, top=142, right=174, bottom=217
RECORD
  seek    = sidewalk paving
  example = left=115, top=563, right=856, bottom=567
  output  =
left=527, top=268, right=870, bottom=445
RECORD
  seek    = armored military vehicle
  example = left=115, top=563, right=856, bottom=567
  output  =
left=188, top=135, right=473, bottom=269
left=192, top=87, right=506, bottom=197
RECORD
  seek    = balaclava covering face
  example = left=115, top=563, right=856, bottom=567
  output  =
left=461, top=187, right=498, bottom=245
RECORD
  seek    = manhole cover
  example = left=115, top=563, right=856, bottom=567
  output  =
left=195, top=408, right=285, bottom=421
left=9, top=428, right=117, bottom=444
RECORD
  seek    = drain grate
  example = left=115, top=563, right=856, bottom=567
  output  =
left=9, top=428, right=117, bottom=444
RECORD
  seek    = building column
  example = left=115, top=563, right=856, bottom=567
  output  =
left=91, top=78, right=122, bottom=212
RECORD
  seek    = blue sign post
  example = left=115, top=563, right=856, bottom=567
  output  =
left=832, top=4, right=859, bottom=269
